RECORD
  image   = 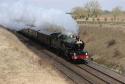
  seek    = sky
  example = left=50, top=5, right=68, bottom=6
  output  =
left=0, top=0, right=125, bottom=12
left=30, top=0, right=125, bottom=11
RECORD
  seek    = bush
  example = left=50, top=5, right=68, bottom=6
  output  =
left=107, top=39, right=116, bottom=48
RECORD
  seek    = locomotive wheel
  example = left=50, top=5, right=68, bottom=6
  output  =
left=64, top=50, right=69, bottom=58
left=58, top=49, right=64, bottom=56
left=65, top=53, right=72, bottom=62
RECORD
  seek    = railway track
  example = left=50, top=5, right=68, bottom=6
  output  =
left=16, top=32, right=125, bottom=84
left=43, top=50, right=125, bottom=84
left=78, top=63, right=125, bottom=84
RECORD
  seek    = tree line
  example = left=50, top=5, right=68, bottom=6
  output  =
left=71, top=0, right=125, bottom=22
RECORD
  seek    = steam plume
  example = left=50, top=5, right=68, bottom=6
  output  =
left=0, top=0, right=79, bottom=34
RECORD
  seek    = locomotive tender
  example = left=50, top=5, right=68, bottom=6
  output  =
left=19, top=28, right=89, bottom=62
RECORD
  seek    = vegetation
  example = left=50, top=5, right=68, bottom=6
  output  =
left=71, top=0, right=125, bottom=23
left=84, top=0, right=101, bottom=18
left=112, top=6, right=123, bottom=21
left=79, top=24, right=125, bottom=74
left=72, top=7, right=87, bottom=19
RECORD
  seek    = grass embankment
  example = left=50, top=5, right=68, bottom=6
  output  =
left=80, top=24, right=125, bottom=75
left=0, top=27, right=73, bottom=84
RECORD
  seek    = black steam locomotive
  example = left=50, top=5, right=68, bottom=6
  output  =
left=19, top=28, right=89, bottom=62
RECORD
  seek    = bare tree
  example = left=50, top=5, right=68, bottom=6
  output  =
left=72, top=7, right=87, bottom=19
left=112, top=6, right=122, bottom=21
left=84, top=0, right=102, bottom=18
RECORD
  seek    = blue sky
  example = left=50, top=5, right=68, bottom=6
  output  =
left=1, top=0, right=125, bottom=12
left=32, top=0, right=125, bottom=11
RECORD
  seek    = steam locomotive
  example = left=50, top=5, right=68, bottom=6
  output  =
left=19, top=28, right=89, bottom=62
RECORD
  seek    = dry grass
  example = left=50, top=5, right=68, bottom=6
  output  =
left=0, top=27, right=73, bottom=84
left=79, top=24, right=125, bottom=75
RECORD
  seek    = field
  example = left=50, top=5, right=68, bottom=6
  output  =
left=0, top=27, right=73, bottom=84
left=79, top=24, right=125, bottom=75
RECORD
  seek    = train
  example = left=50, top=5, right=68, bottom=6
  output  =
left=19, top=28, right=90, bottom=62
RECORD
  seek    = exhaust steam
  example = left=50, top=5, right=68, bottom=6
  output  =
left=0, top=0, right=79, bottom=35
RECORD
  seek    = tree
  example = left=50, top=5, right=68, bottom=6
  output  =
left=72, top=7, right=87, bottom=19
left=84, top=0, right=102, bottom=18
left=112, top=6, right=122, bottom=21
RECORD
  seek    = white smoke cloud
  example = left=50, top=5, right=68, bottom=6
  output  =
left=0, top=0, right=79, bottom=34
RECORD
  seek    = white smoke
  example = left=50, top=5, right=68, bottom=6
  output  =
left=0, top=0, right=79, bottom=34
